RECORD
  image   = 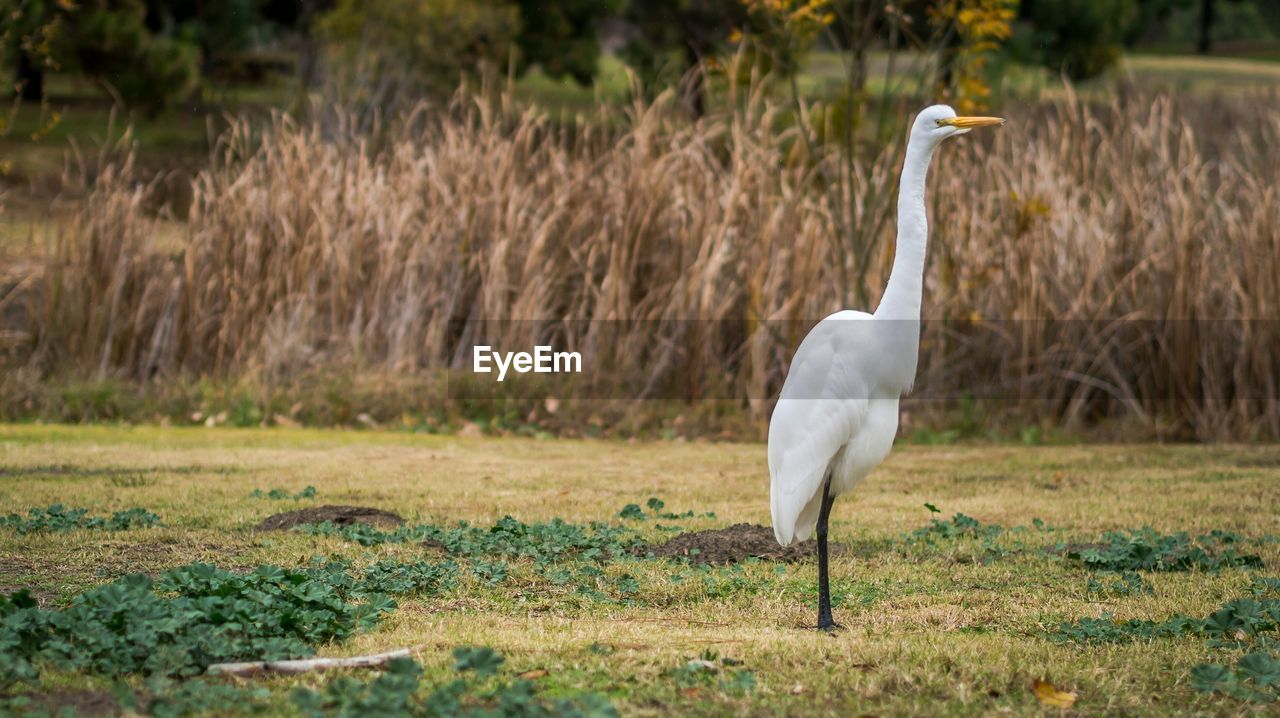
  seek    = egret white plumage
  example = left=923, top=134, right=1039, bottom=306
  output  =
left=769, top=105, right=1004, bottom=631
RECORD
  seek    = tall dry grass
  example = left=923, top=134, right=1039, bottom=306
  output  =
left=21, top=86, right=1280, bottom=439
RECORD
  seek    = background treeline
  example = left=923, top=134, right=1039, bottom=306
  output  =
left=5, top=0, right=1278, bottom=113
left=1, top=1, right=1278, bottom=442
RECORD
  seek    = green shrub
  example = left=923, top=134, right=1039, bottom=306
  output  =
left=1016, top=0, right=1138, bottom=79
left=317, top=0, right=519, bottom=98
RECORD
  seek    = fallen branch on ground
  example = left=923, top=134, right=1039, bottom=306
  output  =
left=205, top=644, right=428, bottom=677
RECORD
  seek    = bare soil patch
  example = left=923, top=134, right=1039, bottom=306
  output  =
left=256, top=505, right=404, bottom=531
left=15, top=689, right=119, bottom=717
left=634, top=523, right=843, bottom=565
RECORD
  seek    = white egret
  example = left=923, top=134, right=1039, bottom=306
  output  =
left=769, top=105, right=1004, bottom=631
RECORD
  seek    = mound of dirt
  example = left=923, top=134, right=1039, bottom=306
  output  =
left=256, top=505, right=405, bottom=531
left=634, top=523, right=844, bottom=565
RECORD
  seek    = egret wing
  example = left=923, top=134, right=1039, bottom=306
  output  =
left=768, top=312, right=872, bottom=545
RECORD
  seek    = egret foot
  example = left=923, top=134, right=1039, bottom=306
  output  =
left=816, top=620, right=845, bottom=634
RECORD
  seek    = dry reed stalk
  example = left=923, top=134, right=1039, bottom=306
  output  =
left=23, top=88, right=1280, bottom=439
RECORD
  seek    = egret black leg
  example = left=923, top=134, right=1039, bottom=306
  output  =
left=815, top=478, right=842, bottom=632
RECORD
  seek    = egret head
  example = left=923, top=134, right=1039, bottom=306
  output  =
left=911, top=104, right=1004, bottom=146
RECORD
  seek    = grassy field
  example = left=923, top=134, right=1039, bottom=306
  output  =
left=2, top=425, right=1279, bottom=715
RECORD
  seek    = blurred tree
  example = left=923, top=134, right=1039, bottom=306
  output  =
left=259, top=0, right=334, bottom=97
left=2, top=0, right=72, bottom=101
left=1176, top=0, right=1273, bottom=51
left=738, top=0, right=836, bottom=76
left=2, top=0, right=198, bottom=112
left=1126, top=0, right=1191, bottom=44
left=824, top=0, right=891, bottom=96
left=931, top=0, right=1017, bottom=113
left=622, top=0, right=746, bottom=115
left=317, top=0, right=519, bottom=99
left=63, top=0, right=200, bottom=112
left=1196, top=0, right=1214, bottom=52
left=513, top=0, right=623, bottom=85
left=1125, top=0, right=1273, bottom=49
left=142, top=0, right=262, bottom=73
left=1015, top=0, right=1138, bottom=80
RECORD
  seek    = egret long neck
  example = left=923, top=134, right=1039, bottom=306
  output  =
left=875, top=138, right=936, bottom=320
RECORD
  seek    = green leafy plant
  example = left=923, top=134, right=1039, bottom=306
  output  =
left=910, top=512, right=1001, bottom=541
left=293, top=656, right=424, bottom=717
left=302, top=515, right=641, bottom=566
left=140, top=677, right=271, bottom=718
left=1086, top=571, right=1151, bottom=597
left=2, top=505, right=161, bottom=533
left=665, top=651, right=757, bottom=698
left=1050, top=613, right=1201, bottom=644
left=1192, top=652, right=1280, bottom=703
left=251, top=486, right=317, bottom=500
left=452, top=646, right=504, bottom=677
left=292, top=649, right=617, bottom=717
left=470, top=560, right=510, bottom=585
left=0, top=558, right=459, bottom=684
left=360, top=559, right=459, bottom=595
left=1053, top=587, right=1280, bottom=647
left=618, top=498, right=715, bottom=522
left=617, top=504, right=647, bottom=521
left=1060, top=528, right=1263, bottom=573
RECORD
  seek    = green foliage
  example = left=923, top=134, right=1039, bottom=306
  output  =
left=318, top=0, right=519, bottom=98
left=1059, top=528, right=1263, bottom=573
left=513, top=0, right=621, bottom=84
left=251, top=486, right=317, bottom=500
left=1086, top=570, right=1151, bottom=597
left=530, top=562, right=641, bottom=605
left=292, top=650, right=617, bottom=717
left=666, top=652, right=757, bottom=697
left=359, top=559, right=460, bottom=595
left=618, top=504, right=647, bottom=521
left=293, top=657, right=424, bottom=718
left=453, top=646, right=505, bottom=676
left=59, top=0, right=200, bottom=113
left=909, top=512, right=1001, bottom=541
left=1159, top=0, right=1278, bottom=46
left=902, top=508, right=1064, bottom=562
left=1191, top=652, right=1280, bottom=702
left=144, top=0, right=264, bottom=70
left=140, top=676, right=271, bottom=718
left=0, top=0, right=68, bottom=104
left=622, top=0, right=746, bottom=93
left=301, top=515, right=641, bottom=566
left=1053, top=577, right=1280, bottom=646
left=1015, top=0, right=1139, bottom=80
left=3, top=0, right=268, bottom=108
left=1051, top=613, right=1202, bottom=644
left=471, top=560, right=510, bottom=585
left=0, top=558, right=459, bottom=685
left=906, top=509, right=1262, bottom=583
left=618, top=498, right=714, bottom=522
left=738, top=0, right=836, bottom=79
left=1, top=505, right=161, bottom=533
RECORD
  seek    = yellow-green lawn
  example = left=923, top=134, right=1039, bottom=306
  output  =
left=2, top=425, right=1279, bottom=716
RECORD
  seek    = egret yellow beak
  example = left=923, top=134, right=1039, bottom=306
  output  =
left=936, top=116, right=1005, bottom=129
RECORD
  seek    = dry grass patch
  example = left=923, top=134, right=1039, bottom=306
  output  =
left=1, top=425, right=1279, bottom=715
left=12, top=87, right=1280, bottom=440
